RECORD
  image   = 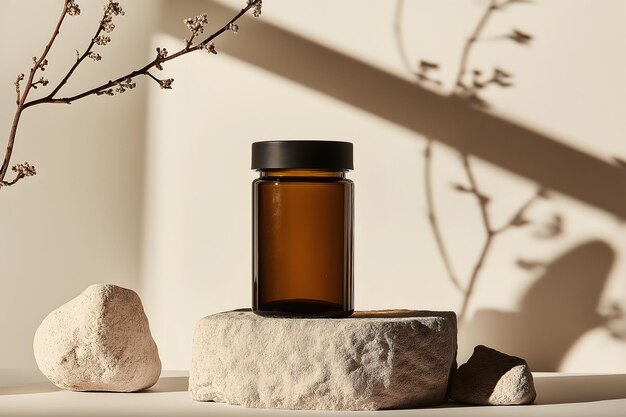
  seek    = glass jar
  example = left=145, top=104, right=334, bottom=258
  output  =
left=252, top=140, right=354, bottom=317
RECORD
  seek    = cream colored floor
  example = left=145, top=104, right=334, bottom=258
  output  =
left=1, top=370, right=625, bottom=416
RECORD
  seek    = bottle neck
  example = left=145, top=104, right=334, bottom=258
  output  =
left=259, top=169, right=346, bottom=179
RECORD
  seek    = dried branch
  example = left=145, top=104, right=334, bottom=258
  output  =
left=1, top=0, right=262, bottom=189
left=0, top=0, right=70, bottom=186
left=23, top=2, right=256, bottom=107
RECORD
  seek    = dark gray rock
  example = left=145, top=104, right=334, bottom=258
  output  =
left=450, top=345, right=536, bottom=405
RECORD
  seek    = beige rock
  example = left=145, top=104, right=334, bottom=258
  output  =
left=450, top=345, right=536, bottom=405
left=33, top=284, right=161, bottom=392
left=190, top=309, right=457, bottom=410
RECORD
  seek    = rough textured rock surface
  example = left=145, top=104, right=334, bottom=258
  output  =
left=190, top=310, right=457, bottom=410
left=450, top=345, right=536, bottom=405
left=34, top=284, right=161, bottom=392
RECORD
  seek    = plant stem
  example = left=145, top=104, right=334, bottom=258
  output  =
left=48, top=16, right=106, bottom=99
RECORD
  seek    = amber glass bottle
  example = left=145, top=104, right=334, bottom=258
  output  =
left=252, top=141, right=354, bottom=317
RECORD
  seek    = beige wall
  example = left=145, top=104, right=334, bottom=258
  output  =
left=1, top=0, right=625, bottom=374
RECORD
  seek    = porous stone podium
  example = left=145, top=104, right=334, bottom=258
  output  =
left=190, top=310, right=457, bottom=410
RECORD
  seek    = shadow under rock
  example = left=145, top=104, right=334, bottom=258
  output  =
left=230, top=308, right=454, bottom=319
left=0, top=369, right=60, bottom=395
left=534, top=374, right=626, bottom=404
left=435, top=374, right=626, bottom=407
left=162, top=0, right=626, bottom=219
left=0, top=381, right=60, bottom=396
left=0, top=377, right=189, bottom=395
left=351, top=310, right=455, bottom=319
left=461, top=239, right=616, bottom=371
left=144, top=376, right=189, bottom=393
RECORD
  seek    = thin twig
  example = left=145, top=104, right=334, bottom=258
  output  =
left=186, top=33, right=198, bottom=50
left=145, top=71, right=161, bottom=84
left=47, top=11, right=107, bottom=99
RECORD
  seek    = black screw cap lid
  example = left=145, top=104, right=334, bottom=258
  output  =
left=251, top=140, right=353, bottom=171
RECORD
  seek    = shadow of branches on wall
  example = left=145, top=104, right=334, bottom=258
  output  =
left=401, top=0, right=549, bottom=321
left=394, top=0, right=625, bottom=370
left=461, top=239, right=617, bottom=371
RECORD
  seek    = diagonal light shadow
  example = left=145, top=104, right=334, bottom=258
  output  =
left=162, top=0, right=626, bottom=220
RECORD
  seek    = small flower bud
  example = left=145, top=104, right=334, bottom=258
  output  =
left=67, top=0, right=81, bottom=16
left=159, top=78, right=174, bottom=89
